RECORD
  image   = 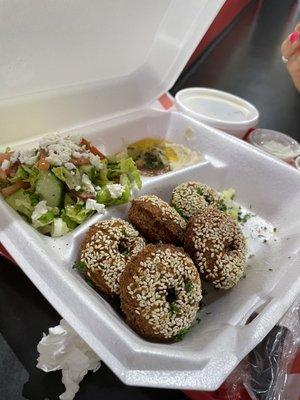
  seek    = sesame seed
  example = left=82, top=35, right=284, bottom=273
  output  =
left=185, top=207, right=247, bottom=290
left=122, top=245, right=202, bottom=339
left=80, top=218, right=145, bottom=295
left=171, top=181, right=219, bottom=219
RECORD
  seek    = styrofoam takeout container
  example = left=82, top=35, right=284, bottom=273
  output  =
left=175, top=88, right=259, bottom=138
left=0, top=0, right=300, bottom=392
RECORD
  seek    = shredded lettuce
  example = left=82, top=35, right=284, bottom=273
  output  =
left=5, top=188, right=34, bottom=218
left=80, top=165, right=96, bottom=180
left=220, top=188, right=235, bottom=201
left=93, top=164, right=109, bottom=187
left=105, top=156, right=142, bottom=190
left=9, top=165, right=39, bottom=186
left=33, top=210, right=55, bottom=228
left=96, top=175, right=131, bottom=206
left=95, top=187, right=111, bottom=205
left=218, top=189, right=240, bottom=221
left=29, top=192, right=40, bottom=207
left=61, top=209, right=78, bottom=230
left=64, top=203, right=93, bottom=224
left=51, top=218, right=70, bottom=237
left=52, top=166, right=82, bottom=190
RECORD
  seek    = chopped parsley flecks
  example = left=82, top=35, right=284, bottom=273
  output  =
left=184, top=282, right=194, bottom=293
left=174, top=206, right=188, bottom=221
left=237, top=212, right=252, bottom=224
left=169, top=303, right=180, bottom=315
left=173, top=327, right=190, bottom=342
left=85, top=277, right=95, bottom=287
left=72, top=260, right=87, bottom=273
left=196, top=187, right=204, bottom=196
left=217, top=199, right=227, bottom=212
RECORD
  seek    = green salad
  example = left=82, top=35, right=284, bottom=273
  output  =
left=0, top=134, right=141, bottom=237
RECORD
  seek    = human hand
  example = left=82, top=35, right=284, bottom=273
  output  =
left=281, top=23, right=300, bottom=91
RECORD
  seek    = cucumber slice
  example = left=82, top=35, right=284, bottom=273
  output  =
left=5, top=188, right=33, bottom=218
left=36, top=170, right=63, bottom=207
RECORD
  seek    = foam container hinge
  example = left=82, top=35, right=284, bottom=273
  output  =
left=1, top=108, right=300, bottom=391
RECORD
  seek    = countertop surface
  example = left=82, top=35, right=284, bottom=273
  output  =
left=1, top=1, right=299, bottom=399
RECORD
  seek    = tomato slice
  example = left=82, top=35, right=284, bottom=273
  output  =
left=1, top=181, right=30, bottom=197
left=0, top=169, right=7, bottom=180
left=70, top=156, right=91, bottom=166
left=0, top=152, right=13, bottom=163
left=80, top=138, right=106, bottom=160
left=37, top=149, right=50, bottom=170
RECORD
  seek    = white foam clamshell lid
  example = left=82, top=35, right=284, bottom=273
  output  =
left=1, top=109, right=300, bottom=390
left=1, top=0, right=299, bottom=392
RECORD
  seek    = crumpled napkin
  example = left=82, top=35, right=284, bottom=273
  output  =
left=37, top=319, right=101, bottom=400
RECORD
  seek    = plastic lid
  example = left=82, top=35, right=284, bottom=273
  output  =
left=249, top=129, right=300, bottom=161
left=0, top=0, right=225, bottom=145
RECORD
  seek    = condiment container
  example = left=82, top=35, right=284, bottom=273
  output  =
left=175, top=87, right=259, bottom=138
left=249, top=129, right=300, bottom=161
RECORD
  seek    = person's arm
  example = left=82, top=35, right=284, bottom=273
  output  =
left=281, top=23, right=300, bottom=91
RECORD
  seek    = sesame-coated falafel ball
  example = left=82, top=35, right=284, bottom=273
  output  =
left=120, top=244, right=202, bottom=342
left=171, top=181, right=219, bottom=220
left=128, top=195, right=186, bottom=245
left=80, top=219, right=145, bottom=297
left=184, top=207, right=247, bottom=290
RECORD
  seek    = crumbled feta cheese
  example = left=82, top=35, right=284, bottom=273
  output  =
left=40, top=133, right=83, bottom=166
left=19, top=148, right=39, bottom=166
left=89, top=154, right=103, bottom=170
left=95, top=186, right=101, bottom=191
left=10, top=151, right=20, bottom=164
left=45, top=153, right=63, bottom=166
left=32, top=201, right=48, bottom=221
left=85, top=199, right=105, bottom=214
left=75, top=185, right=81, bottom=191
left=72, top=151, right=90, bottom=159
left=82, top=174, right=95, bottom=194
left=106, top=184, right=124, bottom=199
left=72, top=151, right=82, bottom=159
left=38, top=133, right=100, bottom=169
left=1, top=159, right=11, bottom=170
left=64, top=162, right=76, bottom=170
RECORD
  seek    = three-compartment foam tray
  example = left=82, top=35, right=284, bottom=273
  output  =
left=1, top=108, right=300, bottom=391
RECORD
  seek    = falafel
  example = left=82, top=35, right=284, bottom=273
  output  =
left=80, top=218, right=145, bottom=297
left=184, top=207, right=247, bottom=289
left=120, top=244, right=202, bottom=342
left=128, top=195, right=186, bottom=245
left=171, top=181, right=219, bottom=220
